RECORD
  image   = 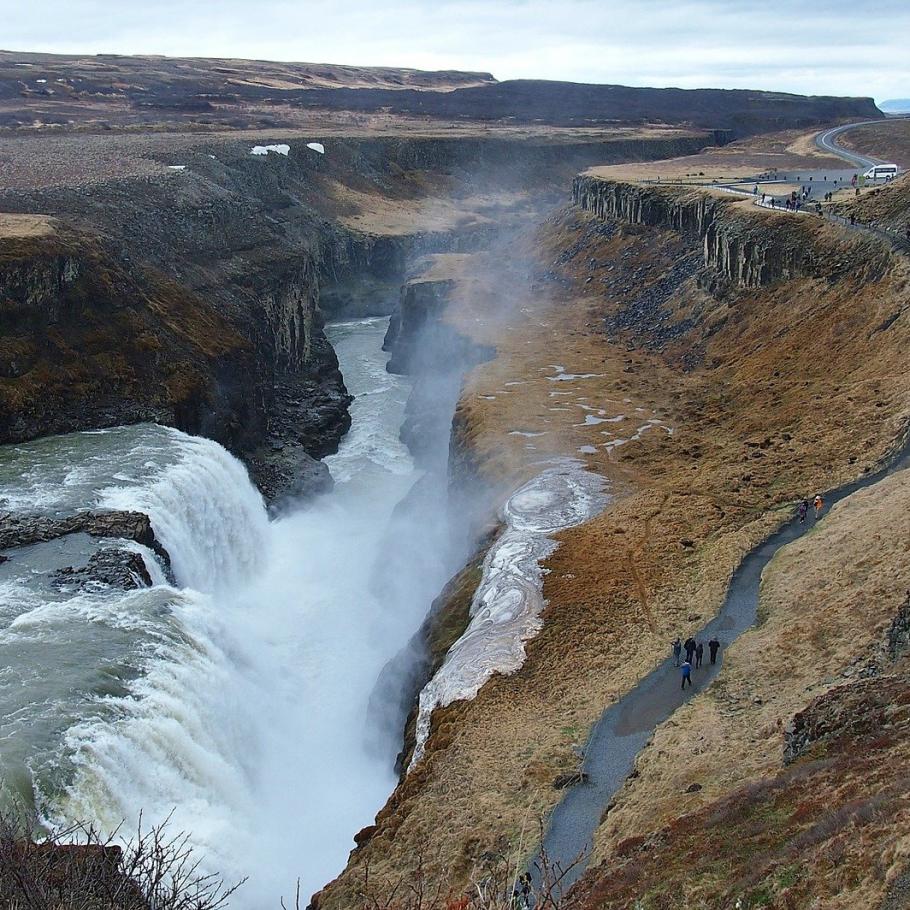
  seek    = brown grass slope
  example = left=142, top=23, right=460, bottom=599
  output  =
left=317, top=194, right=910, bottom=907
left=575, top=470, right=910, bottom=910
left=840, top=119, right=910, bottom=168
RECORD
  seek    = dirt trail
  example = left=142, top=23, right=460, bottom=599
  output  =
left=534, top=437, right=910, bottom=896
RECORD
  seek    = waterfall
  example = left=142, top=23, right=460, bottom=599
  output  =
left=98, top=429, right=272, bottom=593
left=14, top=318, right=458, bottom=907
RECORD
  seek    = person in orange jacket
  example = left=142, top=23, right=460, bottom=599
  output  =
left=814, top=493, right=825, bottom=518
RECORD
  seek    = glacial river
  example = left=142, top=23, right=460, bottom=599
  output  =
left=0, top=317, right=455, bottom=904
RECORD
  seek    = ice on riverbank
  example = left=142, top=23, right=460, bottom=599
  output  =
left=250, top=144, right=290, bottom=156
left=409, top=460, right=607, bottom=769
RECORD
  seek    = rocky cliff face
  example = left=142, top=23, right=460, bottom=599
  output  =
left=573, top=175, right=892, bottom=289
left=0, top=230, right=264, bottom=450
left=0, top=130, right=737, bottom=497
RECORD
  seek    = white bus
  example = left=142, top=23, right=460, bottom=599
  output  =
left=863, top=163, right=900, bottom=181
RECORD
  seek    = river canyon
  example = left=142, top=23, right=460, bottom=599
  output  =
left=1, top=316, right=472, bottom=903
left=2, top=49, right=909, bottom=910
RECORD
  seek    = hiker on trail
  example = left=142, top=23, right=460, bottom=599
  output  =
left=709, top=637, right=720, bottom=664
left=850, top=213, right=857, bottom=225
left=672, top=637, right=682, bottom=667
left=513, top=873, right=531, bottom=910
left=684, top=636, right=696, bottom=664
left=814, top=493, right=824, bottom=518
left=695, top=641, right=704, bottom=669
left=681, top=660, right=693, bottom=689
left=798, top=499, right=809, bottom=523
left=761, top=193, right=767, bottom=204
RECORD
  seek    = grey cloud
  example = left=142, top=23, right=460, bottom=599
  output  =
left=3, top=0, right=907, bottom=101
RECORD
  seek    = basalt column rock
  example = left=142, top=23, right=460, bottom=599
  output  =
left=572, top=176, right=890, bottom=290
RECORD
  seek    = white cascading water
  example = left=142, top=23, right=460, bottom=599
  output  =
left=13, top=317, right=454, bottom=906
left=0, top=314, right=612, bottom=905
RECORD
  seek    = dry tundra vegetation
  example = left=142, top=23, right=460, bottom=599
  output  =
left=317, top=125, right=910, bottom=910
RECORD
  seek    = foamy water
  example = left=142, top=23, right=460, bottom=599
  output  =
left=0, top=318, right=462, bottom=905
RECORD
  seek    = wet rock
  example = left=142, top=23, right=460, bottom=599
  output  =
left=247, top=443, right=333, bottom=511
left=0, top=509, right=168, bottom=565
left=54, top=547, right=154, bottom=590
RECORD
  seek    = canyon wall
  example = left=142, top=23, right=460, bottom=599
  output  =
left=0, top=131, right=725, bottom=496
left=573, top=174, right=892, bottom=289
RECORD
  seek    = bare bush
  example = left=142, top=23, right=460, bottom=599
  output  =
left=348, top=819, right=587, bottom=910
left=0, top=808, right=245, bottom=910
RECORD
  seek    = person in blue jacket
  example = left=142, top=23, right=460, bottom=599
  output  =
left=681, top=660, right=693, bottom=689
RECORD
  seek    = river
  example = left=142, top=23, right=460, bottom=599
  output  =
left=0, top=316, right=455, bottom=904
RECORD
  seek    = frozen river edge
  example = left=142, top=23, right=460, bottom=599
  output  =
left=410, top=460, right=608, bottom=769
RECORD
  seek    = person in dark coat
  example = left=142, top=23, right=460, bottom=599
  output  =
left=708, top=637, right=720, bottom=664
left=684, top=636, right=696, bottom=664
left=695, top=641, right=704, bottom=669
left=672, top=637, right=682, bottom=667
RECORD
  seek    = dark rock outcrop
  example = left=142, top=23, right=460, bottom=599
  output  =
left=384, top=278, right=457, bottom=375
left=784, top=672, right=910, bottom=763
left=54, top=547, right=154, bottom=590
left=0, top=509, right=170, bottom=568
left=247, top=443, right=334, bottom=511
left=887, top=591, right=910, bottom=660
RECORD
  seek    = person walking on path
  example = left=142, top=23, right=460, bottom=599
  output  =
left=709, top=637, right=720, bottom=665
left=672, top=637, right=682, bottom=667
left=814, top=493, right=825, bottom=519
left=684, top=636, right=696, bottom=665
left=798, top=499, right=809, bottom=523
left=681, top=660, right=693, bottom=689
left=695, top=641, right=704, bottom=669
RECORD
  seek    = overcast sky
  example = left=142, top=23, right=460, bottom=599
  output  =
left=4, top=0, right=908, bottom=102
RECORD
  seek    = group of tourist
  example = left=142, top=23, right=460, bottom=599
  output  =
left=797, top=493, right=825, bottom=523
left=671, top=634, right=721, bottom=689
left=670, top=492, right=828, bottom=693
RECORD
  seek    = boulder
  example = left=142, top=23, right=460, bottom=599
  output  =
left=54, top=548, right=154, bottom=590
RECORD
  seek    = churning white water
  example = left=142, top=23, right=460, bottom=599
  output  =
left=0, top=318, right=458, bottom=905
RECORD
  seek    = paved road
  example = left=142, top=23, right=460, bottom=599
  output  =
left=815, top=120, right=886, bottom=168
left=530, top=439, right=910, bottom=901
